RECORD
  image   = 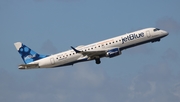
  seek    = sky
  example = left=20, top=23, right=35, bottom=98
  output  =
left=0, top=0, right=180, bottom=102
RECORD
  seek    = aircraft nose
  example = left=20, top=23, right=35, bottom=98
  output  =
left=162, top=30, right=169, bottom=36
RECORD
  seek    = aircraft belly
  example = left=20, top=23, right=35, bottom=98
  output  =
left=52, top=55, right=81, bottom=67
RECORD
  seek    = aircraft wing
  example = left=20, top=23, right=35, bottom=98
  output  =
left=18, top=64, right=39, bottom=69
left=71, top=46, right=107, bottom=59
left=80, top=50, right=106, bottom=57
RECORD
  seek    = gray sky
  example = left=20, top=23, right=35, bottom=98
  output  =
left=0, top=0, right=180, bottom=102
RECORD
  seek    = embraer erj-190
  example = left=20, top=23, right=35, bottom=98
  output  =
left=14, top=28, right=168, bottom=69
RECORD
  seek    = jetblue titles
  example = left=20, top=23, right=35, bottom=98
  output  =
left=121, top=32, right=144, bottom=44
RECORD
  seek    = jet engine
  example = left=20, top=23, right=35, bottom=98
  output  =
left=106, top=48, right=121, bottom=58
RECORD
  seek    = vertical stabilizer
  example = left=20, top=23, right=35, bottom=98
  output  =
left=14, top=42, right=48, bottom=64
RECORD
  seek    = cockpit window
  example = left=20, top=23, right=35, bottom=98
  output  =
left=153, top=28, right=160, bottom=32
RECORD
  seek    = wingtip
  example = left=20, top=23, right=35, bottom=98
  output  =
left=71, top=46, right=81, bottom=53
left=70, top=46, right=74, bottom=49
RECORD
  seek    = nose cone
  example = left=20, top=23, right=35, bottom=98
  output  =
left=161, top=30, right=169, bottom=36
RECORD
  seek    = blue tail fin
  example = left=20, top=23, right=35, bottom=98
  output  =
left=14, top=42, right=49, bottom=64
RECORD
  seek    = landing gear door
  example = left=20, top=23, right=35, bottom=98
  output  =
left=146, top=30, right=151, bottom=38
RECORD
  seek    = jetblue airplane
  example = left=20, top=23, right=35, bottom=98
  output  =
left=14, top=28, right=168, bottom=69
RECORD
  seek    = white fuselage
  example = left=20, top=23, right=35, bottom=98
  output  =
left=29, top=28, right=168, bottom=68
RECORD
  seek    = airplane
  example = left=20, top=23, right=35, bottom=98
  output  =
left=14, top=28, right=168, bottom=69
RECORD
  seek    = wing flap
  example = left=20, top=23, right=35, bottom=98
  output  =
left=71, top=46, right=107, bottom=59
left=81, top=50, right=106, bottom=57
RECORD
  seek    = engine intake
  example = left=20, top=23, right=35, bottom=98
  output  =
left=106, top=48, right=121, bottom=58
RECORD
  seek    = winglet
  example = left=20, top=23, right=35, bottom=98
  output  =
left=71, top=46, right=81, bottom=53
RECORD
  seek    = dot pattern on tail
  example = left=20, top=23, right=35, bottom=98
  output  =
left=18, top=44, right=48, bottom=64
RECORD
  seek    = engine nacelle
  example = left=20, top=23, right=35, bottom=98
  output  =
left=106, top=48, right=121, bottom=58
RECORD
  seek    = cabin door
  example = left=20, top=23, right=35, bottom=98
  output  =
left=50, top=58, right=55, bottom=65
left=146, top=30, right=151, bottom=38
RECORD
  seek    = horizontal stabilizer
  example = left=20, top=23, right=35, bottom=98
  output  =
left=18, top=64, right=39, bottom=69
